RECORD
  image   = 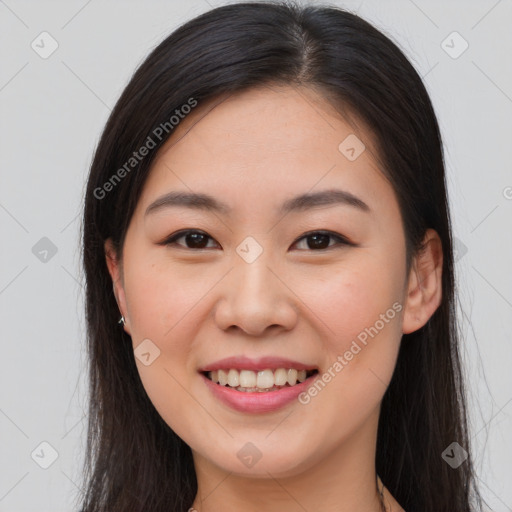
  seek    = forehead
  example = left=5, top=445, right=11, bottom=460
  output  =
left=136, top=85, right=394, bottom=219
left=161, top=84, right=375, bottom=161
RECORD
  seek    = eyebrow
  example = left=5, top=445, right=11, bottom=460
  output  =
left=145, top=188, right=371, bottom=217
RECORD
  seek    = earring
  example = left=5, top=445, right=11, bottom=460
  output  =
left=113, top=284, right=125, bottom=327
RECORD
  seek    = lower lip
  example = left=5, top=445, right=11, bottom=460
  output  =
left=199, top=372, right=319, bottom=413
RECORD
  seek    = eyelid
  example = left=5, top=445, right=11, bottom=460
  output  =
left=161, top=228, right=355, bottom=251
left=290, top=230, right=354, bottom=249
left=160, top=229, right=219, bottom=249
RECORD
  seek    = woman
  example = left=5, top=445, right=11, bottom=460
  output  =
left=79, top=1, right=485, bottom=511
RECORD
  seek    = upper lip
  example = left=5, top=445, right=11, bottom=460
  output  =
left=198, top=356, right=318, bottom=373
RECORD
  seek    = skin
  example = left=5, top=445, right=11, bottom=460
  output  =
left=105, top=84, right=443, bottom=512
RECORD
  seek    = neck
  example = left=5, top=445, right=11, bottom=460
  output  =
left=190, top=410, right=393, bottom=512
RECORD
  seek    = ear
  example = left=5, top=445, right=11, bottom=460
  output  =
left=104, top=238, right=131, bottom=335
left=402, top=228, right=443, bottom=334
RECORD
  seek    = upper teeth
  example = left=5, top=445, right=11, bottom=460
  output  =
left=207, top=368, right=310, bottom=389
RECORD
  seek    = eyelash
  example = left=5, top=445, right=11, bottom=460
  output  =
left=161, top=229, right=354, bottom=251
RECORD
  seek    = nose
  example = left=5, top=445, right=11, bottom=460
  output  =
left=214, top=252, right=298, bottom=337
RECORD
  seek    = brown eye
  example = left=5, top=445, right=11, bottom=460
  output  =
left=292, top=231, right=351, bottom=251
left=162, top=229, right=352, bottom=251
left=163, top=230, right=219, bottom=249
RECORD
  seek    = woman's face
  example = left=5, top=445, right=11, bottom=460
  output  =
left=107, top=85, right=419, bottom=478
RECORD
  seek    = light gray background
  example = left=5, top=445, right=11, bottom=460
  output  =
left=0, top=0, right=511, bottom=510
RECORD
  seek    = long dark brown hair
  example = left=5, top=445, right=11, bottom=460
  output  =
left=78, top=2, right=486, bottom=510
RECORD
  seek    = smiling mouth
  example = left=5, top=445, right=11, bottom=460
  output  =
left=201, top=368, right=319, bottom=392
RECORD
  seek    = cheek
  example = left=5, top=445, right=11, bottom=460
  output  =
left=123, top=252, right=213, bottom=342
left=296, top=253, right=406, bottom=415
left=122, top=257, right=212, bottom=440
left=296, top=265, right=404, bottom=429
left=298, top=260, right=402, bottom=350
